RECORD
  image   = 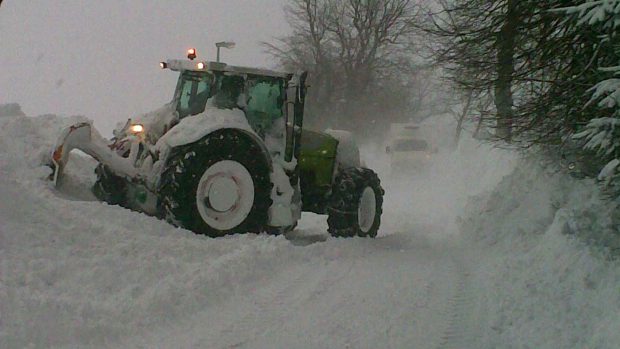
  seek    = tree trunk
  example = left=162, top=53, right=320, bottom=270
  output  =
left=455, top=90, right=474, bottom=148
left=494, top=0, right=518, bottom=141
left=474, top=112, right=485, bottom=139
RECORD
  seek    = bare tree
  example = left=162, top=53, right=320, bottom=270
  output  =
left=453, top=89, right=473, bottom=146
left=326, top=0, right=420, bottom=95
left=422, top=0, right=523, bottom=142
left=265, top=0, right=425, bottom=134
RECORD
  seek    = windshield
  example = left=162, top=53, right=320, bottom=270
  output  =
left=175, top=71, right=214, bottom=118
left=393, top=139, right=429, bottom=152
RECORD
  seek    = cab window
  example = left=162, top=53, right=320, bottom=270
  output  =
left=245, top=78, right=284, bottom=135
left=176, top=72, right=214, bottom=118
left=212, top=75, right=245, bottom=110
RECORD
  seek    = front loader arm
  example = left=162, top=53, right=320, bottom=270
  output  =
left=50, top=122, right=140, bottom=186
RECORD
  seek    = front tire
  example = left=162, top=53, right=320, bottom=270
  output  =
left=327, top=168, right=384, bottom=238
left=159, top=130, right=272, bottom=237
left=92, top=164, right=127, bottom=206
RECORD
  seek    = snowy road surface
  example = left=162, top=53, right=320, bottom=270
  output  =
left=0, top=162, right=474, bottom=349
left=120, top=230, right=466, bottom=349
left=2, top=114, right=619, bottom=348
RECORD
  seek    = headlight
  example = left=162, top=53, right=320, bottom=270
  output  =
left=129, top=124, right=144, bottom=134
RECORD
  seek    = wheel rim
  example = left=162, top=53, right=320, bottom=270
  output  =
left=358, top=186, right=376, bottom=233
left=195, top=160, right=254, bottom=231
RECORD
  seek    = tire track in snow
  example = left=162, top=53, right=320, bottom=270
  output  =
left=212, top=238, right=469, bottom=349
left=437, top=252, right=480, bottom=349
left=116, top=234, right=464, bottom=349
left=215, top=263, right=323, bottom=348
left=216, top=255, right=363, bottom=349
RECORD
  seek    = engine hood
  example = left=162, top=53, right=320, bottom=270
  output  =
left=113, top=102, right=178, bottom=144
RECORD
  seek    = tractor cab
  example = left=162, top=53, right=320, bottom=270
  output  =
left=162, top=51, right=305, bottom=162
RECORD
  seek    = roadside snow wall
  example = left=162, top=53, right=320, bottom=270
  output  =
left=381, top=114, right=620, bottom=347
left=0, top=103, right=25, bottom=118
left=0, top=112, right=92, bottom=185
left=459, top=160, right=620, bottom=348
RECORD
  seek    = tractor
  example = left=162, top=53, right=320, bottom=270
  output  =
left=50, top=49, right=384, bottom=238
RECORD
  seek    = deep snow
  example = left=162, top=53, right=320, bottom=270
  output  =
left=1, top=110, right=619, bottom=348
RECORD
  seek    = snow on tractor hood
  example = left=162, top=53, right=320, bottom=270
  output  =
left=155, top=99, right=256, bottom=151
left=115, top=102, right=176, bottom=141
left=114, top=98, right=257, bottom=151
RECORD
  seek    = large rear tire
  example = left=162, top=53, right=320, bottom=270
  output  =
left=159, top=129, right=272, bottom=237
left=327, top=168, right=384, bottom=238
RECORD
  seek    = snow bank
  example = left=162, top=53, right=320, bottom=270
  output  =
left=365, top=115, right=619, bottom=347
left=0, top=103, right=25, bottom=118
left=459, top=160, right=620, bottom=348
left=0, top=113, right=94, bottom=186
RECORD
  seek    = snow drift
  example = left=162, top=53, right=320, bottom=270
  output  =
left=458, top=161, right=620, bottom=348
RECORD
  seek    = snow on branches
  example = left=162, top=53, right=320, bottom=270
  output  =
left=573, top=117, right=620, bottom=157
left=564, top=1, right=620, bottom=192
left=589, top=73, right=620, bottom=110
left=563, top=0, right=620, bottom=27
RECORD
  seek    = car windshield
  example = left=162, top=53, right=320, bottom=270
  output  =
left=176, top=71, right=214, bottom=118
left=393, top=139, right=429, bottom=151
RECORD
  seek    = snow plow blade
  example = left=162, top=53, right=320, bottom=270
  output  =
left=49, top=122, right=138, bottom=186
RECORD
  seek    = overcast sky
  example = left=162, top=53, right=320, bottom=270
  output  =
left=1, top=0, right=289, bottom=133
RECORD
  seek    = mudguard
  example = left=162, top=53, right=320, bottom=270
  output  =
left=153, top=105, right=274, bottom=172
left=325, top=129, right=361, bottom=170
left=298, top=130, right=338, bottom=213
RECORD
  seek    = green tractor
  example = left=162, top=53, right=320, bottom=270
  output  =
left=50, top=49, right=384, bottom=238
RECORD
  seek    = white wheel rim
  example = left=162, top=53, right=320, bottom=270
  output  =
left=195, top=160, right=254, bottom=231
left=358, top=186, right=376, bottom=233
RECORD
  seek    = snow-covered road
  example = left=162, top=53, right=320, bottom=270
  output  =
left=120, top=231, right=467, bottom=349
left=0, top=155, right=472, bottom=349
left=2, top=113, right=619, bottom=348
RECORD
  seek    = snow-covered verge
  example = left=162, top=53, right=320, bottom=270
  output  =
left=0, top=113, right=84, bottom=176
left=363, top=115, right=620, bottom=347
left=459, top=160, right=620, bottom=348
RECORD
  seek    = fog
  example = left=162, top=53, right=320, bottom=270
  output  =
left=0, top=0, right=288, bottom=134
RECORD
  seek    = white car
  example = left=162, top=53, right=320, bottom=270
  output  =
left=386, top=137, right=434, bottom=171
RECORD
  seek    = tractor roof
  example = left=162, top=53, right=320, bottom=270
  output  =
left=165, top=59, right=292, bottom=79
